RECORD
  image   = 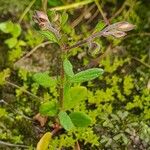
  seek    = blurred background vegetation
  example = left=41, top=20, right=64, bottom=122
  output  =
left=0, top=0, right=150, bottom=149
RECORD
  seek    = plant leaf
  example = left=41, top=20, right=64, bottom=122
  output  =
left=39, top=31, right=58, bottom=43
left=11, top=24, right=21, bottom=37
left=33, top=72, right=56, bottom=88
left=94, top=21, right=106, bottom=32
left=0, top=69, right=10, bottom=85
left=58, top=111, right=74, bottom=131
left=5, top=37, right=17, bottom=48
left=70, top=68, right=104, bottom=83
left=61, top=12, right=68, bottom=26
left=36, top=132, right=51, bottom=150
left=39, top=101, right=58, bottom=116
left=64, top=86, right=87, bottom=110
left=69, top=112, right=92, bottom=127
left=63, top=58, right=74, bottom=77
left=48, top=0, right=62, bottom=6
left=0, top=21, right=14, bottom=33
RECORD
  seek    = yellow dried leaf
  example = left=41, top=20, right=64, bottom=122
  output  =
left=36, top=132, right=51, bottom=150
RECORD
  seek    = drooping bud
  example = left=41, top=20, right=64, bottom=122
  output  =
left=33, top=10, right=61, bottom=39
left=116, top=21, right=136, bottom=32
left=33, top=10, right=50, bottom=29
left=111, top=30, right=127, bottom=38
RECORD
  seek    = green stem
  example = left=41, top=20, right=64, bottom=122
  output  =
left=94, top=0, right=109, bottom=25
left=131, top=57, right=150, bottom=69
left=19, top=0, right=36, bottom=23
left=59, top=58, right=64, bottom=109
left=42, top=0, right=48, bottom=13
left=59, top=48, right=66, bottom=110
left=49, top=0, right=94, bottom=11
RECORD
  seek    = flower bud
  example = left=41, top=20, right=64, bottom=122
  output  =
left=33, top=10, right=50, bottom=29
left=111, top=30, right=127, bottom=38
left=117, top=21, right=135, bottom=32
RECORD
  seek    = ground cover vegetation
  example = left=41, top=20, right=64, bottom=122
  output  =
left=0, top=0, right=150, bottom=149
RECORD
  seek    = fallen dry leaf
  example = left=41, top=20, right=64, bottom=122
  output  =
left=33, top=113, right=48, bottom=127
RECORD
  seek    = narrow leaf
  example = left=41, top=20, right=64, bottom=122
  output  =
left=39, top=101, right=58, bottom=116
left=39, top=31, right=58, bottom=43
left=63, top=59, right=74, bottom=77
left=69, top=112, right=92, bottom=127
left=58, top=111, right=74, bottom=131
left=36, top=132, right=51, bottom=150
left=70, top=68, right=104, bottom=83
left=61, top=12, right=68, bottom=26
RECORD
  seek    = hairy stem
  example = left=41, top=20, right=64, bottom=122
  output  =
left=64, top=29, right=106, bottom=51
left=59, top=48, right=66, bottom=110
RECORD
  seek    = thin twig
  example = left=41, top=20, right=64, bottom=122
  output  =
left=74, top=141, right=81, bottom=150
left=131, top=57, right=150, bottom=69
left=71, top=4, right=95, bottom=28
left=109, top=0, right=127, bottom=21
left=0, top=140, right=29, bottom=148
left=49, top=0, right=94, bottom=11
left=0, top=99, right=33, bottom=121
left=15, top=41, right=51, bottom=65
left=87, top=8, right=99, bottom=24
left=19, top=0, right=36, bottom=23
left=94, top=0, right=110, bottom=25
left=6, top=81, right=43, bottom=101
left=64, top=28, right=107, bottom=51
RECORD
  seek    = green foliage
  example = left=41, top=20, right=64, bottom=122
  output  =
left=70, top=68, right=104, bottom=83
left=58, top=111, right=74, bottom=131
left=69, top=112, right=92, bottom=127
left=5, top=37, right=18, bottom=48
left=0, top=108, right=8, bottom=117
left=123, top=75, right=134, bottom=95
left=48, top=0, right=62, bottom=7
left=0, top=21, right=26, bottom=62
left=0, top=69, right=10, bottom=85
left=0, top=0, right=150, bottom=149
left=33, top=72, right=56, bottom=88
left=94, top=21, right=106, bottom=32
left=39, top=101, right=58, bottom=116
left=39, top=31, right=58, bottom=43
left=61, top=12, right=69, bottom=26
left=63, top=58, right=74, bottom=77
left=64, top=86, right=87, bottom=110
